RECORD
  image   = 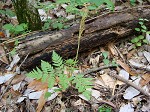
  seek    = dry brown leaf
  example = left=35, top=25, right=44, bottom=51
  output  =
left=28, top=79, right=48, bottom=91
left=0, top=45, right=9, bottom=64
left=5, top=74, right=26, bottom=85
left=36, top=89, right=47, bottom=112
left=100, top=73, right=116, bottom=88
left=108, top=42, right=118, bottom=56
left=127, top=49, right=136, bottom=59
left=117, top=59, right=137, bottom=76
left=140, top=73, right=150, bottom=86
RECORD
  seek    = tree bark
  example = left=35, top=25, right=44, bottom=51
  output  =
left=11, top=5, right=150, bottom=69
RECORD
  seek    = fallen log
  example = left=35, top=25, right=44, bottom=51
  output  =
left=8, top=6, right=150, bottom=69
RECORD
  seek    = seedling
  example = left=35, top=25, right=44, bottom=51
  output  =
left=131, top=18, right=149, bottom=47
left=2, top=23, right=28, bottom=36
left=98, top=105, right=112, bottom=112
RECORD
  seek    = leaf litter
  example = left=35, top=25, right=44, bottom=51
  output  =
left=0, top=0, right=150, bottom=112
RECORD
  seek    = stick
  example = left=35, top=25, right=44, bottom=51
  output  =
left=109, top=72, right=150, bottom=97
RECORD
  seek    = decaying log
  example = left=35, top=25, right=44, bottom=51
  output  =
left=13, top=6, right=150, bottom=69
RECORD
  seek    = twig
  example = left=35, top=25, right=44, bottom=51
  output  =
left=109, top=72, right=150, bottom=97
left=83, top=64, right=117, bottom=75
left=19, top=53, right=29, bottom=68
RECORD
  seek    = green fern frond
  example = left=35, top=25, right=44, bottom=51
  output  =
left=26, top=68, right=42, bottom=79
left=52, top=51, right=63, bottom=67
left=72, top=74, right=93, bottom=99
left=47, top=74, right=55, bottom=88
left=58, top=74, right=70, bottom=90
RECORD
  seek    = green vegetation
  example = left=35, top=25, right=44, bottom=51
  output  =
left=37, top=0, right=114, bottom=30
left=0, top=9, right=15, bottom=17
left=2, top=23, right=28, bottom=35
left=26, top=51, right=93, bottom=100
left=131, top=18, right=149, bottom=47
left=102, top=52, right=117, bottom=66
left=98, top=105, right=112, bottom=112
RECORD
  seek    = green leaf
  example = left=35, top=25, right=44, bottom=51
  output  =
left=82, top=90, right=91, bottom=100
left=143, top=39, right=148, bottom=44
left=3, top=24, right=13, bottom=30
left=103, top=59, right=110, bottom=66
left=135, top=28, right=140, bottom=32
left=131, top=37, right=139, bottom=43
left=15, top=25, right=24, bottom=32
left=141, top=29, right=146, bottom=33
left=0, top=9, right=6, bottom=15
left=87, top=5, right=98, bottom=10
left=45, top=92, right=52, bottom=98
left=141, top=25, right=147, bottom=30
left=42, top=22, right=50, bottom=30
left=10, top=48, right=16, bottom=56
left=130, top=0, right=136, bottom=6
left=52, top=51, right=63, bottom=67
left=90, top=0, right=105, bottom=6
left=102, top=52, right=108, bottom=59
left=104, top=0, right=114, bottom=11
left=144, top=19, right=149, bottom=21
left=138, top=35, right=144, bottom=40
left=58, top=74, right=70, bottom=90
left=5, top=9, right=16, bottom=17
left=139, top=22, right=143, bottom=25
left=139, top=18, right=144, bottom=21
left=136, top=42, right=142, bottom=46
left=47, top=75, right=55, bottom=88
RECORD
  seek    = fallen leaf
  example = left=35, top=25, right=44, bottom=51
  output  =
left=116, top=69, right=129, bottom=85
left=0, top=73, right=15, bottom=84
left=47, top=87, right=60, bottom=101
left=143, top=51, right=150, bottom=63
left=28, top=79, right=48, bottom=91
left=140, top=73, right=150, bottom=86
left=119, top=103, right=134, bottom=112
left=0, top=45, right=9, bottom=64
left=0, top=31, right=5, bottom=38
left=108, top=42, right=118, bottom=56
left=7, top=54, right=20, bottom=71
left=13, top=82, right=22, bottom=91
left=127, top=49, right=136, bottom=59
left=36, top=89, right=47, bottom=112
left=117, top=60, right=130, bottom=73
left=101, top=73, right=115, bottom=88
left=29, top=91, right=43, bottom=99
left=129, top=60, right=150, bottom=72
left=123, top=87, right=140, bottom=100
left=92, top=89, right=101, bottom=99
left=5, top=74, right=26, bottom=85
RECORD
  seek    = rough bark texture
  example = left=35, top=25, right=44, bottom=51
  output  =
left=12, top=6, right=150, bottom=69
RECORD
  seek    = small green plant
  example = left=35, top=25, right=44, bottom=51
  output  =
left=98, top=105, right=112, bottom=112
left=38, top=0, right=114, bottom=31
left=0, top=9, right=16, bottom=17
left=131, top=18, right=149, bottom=47
left=26, top=51, right=93, bottom=100
left=42, top=17, right=69, bottom=30
left=2, top=23, right=29, bottom=36
left=102, top=51, right=117, bottom=66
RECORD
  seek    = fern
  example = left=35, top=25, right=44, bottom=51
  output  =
left=58, top=74, right=71, bottom=90
left=52, top=51, right=63, bottom=68
left=72, top=74, right=93, bottom=100
left=26, top=51, right=93, bottom=100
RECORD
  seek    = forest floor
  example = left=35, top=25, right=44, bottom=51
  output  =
left=0, top=0, right=150, bottom=112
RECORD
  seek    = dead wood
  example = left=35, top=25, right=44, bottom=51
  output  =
left=10, top=6, right=150, bottom=69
